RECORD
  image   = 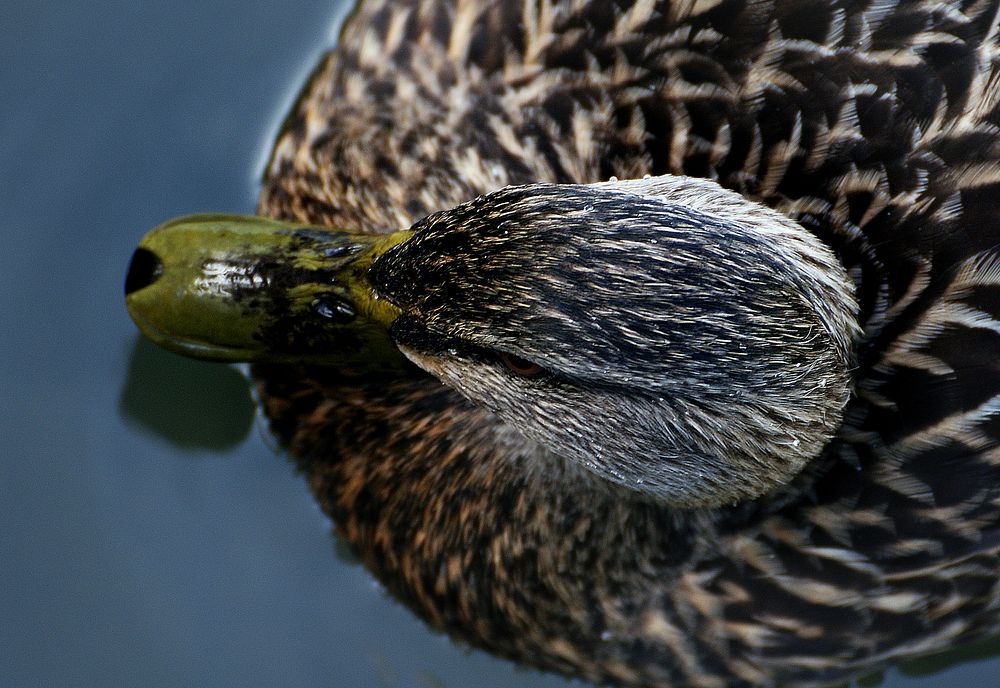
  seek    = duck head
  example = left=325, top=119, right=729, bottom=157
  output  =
left=126, top=175, right=859, bottom=507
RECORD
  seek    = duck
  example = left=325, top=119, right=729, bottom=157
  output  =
left=124, top=1, right=1000, bottom=686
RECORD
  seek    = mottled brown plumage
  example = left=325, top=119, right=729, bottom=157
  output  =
left=254, top=1, right=1000, bottom=686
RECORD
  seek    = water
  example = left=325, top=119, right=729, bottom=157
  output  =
left=1, top=1, right=998, bottom=687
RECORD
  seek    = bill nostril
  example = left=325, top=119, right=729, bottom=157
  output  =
left=125, top=247, right=164, bottom=295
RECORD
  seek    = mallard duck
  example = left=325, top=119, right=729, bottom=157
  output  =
left=125, top=0, right=1000, bottom=686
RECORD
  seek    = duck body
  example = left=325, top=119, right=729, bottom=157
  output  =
left=133, top=0, right=1000, bottom=686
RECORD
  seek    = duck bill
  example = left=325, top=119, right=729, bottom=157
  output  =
left=125, top=214, right=410, bottom=372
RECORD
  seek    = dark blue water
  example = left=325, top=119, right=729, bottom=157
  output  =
left=2, top=2, right=998, bottom=687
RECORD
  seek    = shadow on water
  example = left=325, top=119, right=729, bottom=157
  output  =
left=118, top=336, right=255, bottom=451
left=832, top=634, right=1000, bottom=687
left=896, top=634, right=1000, bottom=678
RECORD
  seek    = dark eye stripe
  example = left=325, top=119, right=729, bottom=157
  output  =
left=498, top=351, right=546, bottom=377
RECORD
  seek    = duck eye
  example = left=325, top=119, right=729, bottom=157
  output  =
left=498, top=352, right=546, bottom=377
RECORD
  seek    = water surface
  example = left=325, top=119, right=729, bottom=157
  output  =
left=2, top=1, right=998, bottom=686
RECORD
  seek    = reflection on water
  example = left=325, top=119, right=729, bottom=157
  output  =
left=119, top=337, right=255, bottom=451
left=896, top=636, right=1000, bottom=680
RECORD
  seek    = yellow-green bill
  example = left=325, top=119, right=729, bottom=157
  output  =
left=125, top=214, right=410, bottom=371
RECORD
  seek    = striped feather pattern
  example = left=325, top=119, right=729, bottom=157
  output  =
left=256, top=1, right=1000, bottom=685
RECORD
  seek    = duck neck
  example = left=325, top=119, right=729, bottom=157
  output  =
left=256, top=366, right=732, bottom=650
